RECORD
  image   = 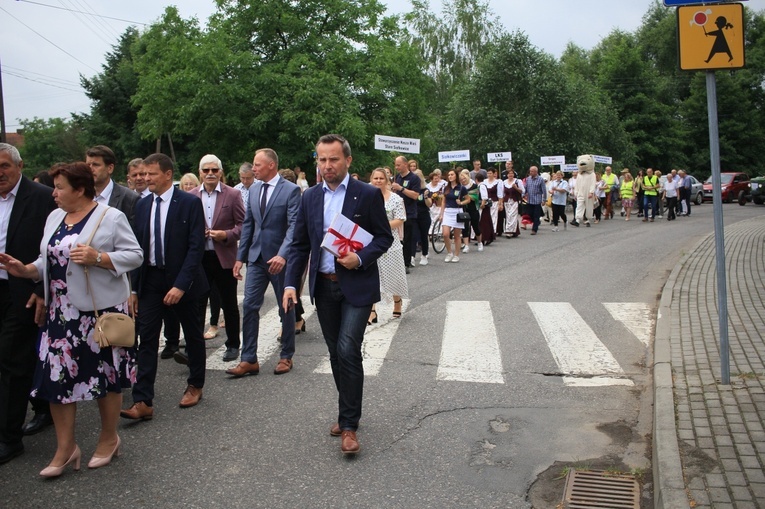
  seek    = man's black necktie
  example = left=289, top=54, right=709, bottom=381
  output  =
left=260, top=183, right=269, bottom=217
left=154, top=196, right=164, bottom=268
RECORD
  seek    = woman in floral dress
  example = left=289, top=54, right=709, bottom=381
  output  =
left=368, top=168, right=409, bottom=322
left=0, top=163, right=142, bottom=477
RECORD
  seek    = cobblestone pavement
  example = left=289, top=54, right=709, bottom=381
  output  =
left=657, top=216, right=765, bottom=508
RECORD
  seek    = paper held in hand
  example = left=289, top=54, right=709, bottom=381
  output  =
left=321, top=213, right=373, bottom=258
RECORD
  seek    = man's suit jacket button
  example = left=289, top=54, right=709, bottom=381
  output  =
left=67, top=271, right=72, bottom=276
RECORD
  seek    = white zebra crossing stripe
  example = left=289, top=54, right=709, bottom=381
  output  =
left=528, top=302, right=633, bottom=387
left=207, top=302, right=316, bottom=371
left=313, top=300, right=408, bottom=376
left=603, top=302, right=653, bottom=348
left=436, top=301, right=504, bottom=384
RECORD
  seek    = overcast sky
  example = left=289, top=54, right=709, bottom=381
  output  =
left=2, top=0, right=764, bottom=132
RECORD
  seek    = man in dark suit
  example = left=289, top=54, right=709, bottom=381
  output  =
left=121, top=153, right=209, bottom=420
left=86, top=145, right=139, bottom=226
left=283, top=134, right=393, bottom=455
left=230, top=148, right=300, bottom=377
left=190, top=154, right=244, bottom=363
left=0, top=143, right=57, bottom=463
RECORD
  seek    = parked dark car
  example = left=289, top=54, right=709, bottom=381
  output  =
left=741, top=176, right=765, bottom=205
left=702, top=172, right=750, bottom=203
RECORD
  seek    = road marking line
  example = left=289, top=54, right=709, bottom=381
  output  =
left=206, top=301, right=316, bottom=371
left=528, top=302, right=633, bottom=387
left=603, top=302, right=653, bottom=348
left=313, top=300, right=408, bottom=376
left=436, top=301, right=504, bottom=384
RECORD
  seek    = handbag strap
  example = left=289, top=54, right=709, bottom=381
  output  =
left=82, top=207, right=134, bottom=322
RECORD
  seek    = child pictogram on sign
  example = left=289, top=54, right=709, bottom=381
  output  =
left=701, top=14, right=735, bottom=63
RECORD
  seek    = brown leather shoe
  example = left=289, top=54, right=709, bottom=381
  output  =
left=274, top=358, right=293, bottom=375
left=120, top=402, right=153, bottom=420
left=340, top=430, right=360, bottom=455
left=225, top=361, right=260, bottom=378
left=330, top=423, right=342, bottom=437
left=179, top=385, right=203, bottom=408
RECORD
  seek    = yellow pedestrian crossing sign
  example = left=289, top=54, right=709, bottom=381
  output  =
left=678, top=3, right=745, bottom=70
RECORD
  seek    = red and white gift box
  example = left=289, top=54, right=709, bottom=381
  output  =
left=321, top=213, right=373, bottom=258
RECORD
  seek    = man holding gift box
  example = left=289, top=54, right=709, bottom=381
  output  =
left=283, top=134, right=393, bottom=456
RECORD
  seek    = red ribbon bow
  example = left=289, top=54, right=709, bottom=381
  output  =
left=328, top=225, right=363, bottom=256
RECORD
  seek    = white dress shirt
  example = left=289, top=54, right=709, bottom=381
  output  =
left=0, top=177, right=22, bottom=280
left=149, top=186, right=174, bottom=266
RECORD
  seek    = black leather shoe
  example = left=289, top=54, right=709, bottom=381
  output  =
left=222, top=348, right=239, bottom=362
left=160, top=344, right=179, bottom=359
left=22, top=413, right=53, bottom=436
left=0, top=441, right=24, bottom=465
left=173, top=350, right=189, bottom=365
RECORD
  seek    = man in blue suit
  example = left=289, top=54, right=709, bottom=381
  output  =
left=229, top=148, right=301, bottom=377
left=283, top=134, right=393, bottom=455
left=121, top=153, right=210, bottom=420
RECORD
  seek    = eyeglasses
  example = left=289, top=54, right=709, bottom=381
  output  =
left=201, top=167, right=220, bottom=174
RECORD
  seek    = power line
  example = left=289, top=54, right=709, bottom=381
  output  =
left=0, top=6, right=99, bottom=73
left=3, top=70, right=83, bottom=93
left=14, top=0, right=147, bottom=25
left=3, top=65, right=81, bottom=86
left=58, top=0, right=117, bottom=46
left=72, top=0, right=123, bottom=38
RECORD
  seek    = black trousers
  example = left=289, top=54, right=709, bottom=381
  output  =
left=201, top=252, right=240, bottom=349
left=133, top=267, right=207, bottom=404
left=0, top=282, right=38, bottom=444
left=552, top=203, right=567, bottom=226
left=666, top=196, right=677, bottom=220
left=402, top=219, right=415, bottom=267
left=414, top=211, right=431, bottom=258
left=208, top=284, right=221, bottom=326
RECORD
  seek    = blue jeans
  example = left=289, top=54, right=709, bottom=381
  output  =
left=643, top=195, right=658, bottom=219
left=314, top=276, right=370, bottom=431
left=240, top=258, right=295, bottom=363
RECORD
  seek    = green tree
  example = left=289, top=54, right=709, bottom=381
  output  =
left=405, top=0, right=500, bottom=110
left=588, top=30, right=685, bottom=169
left=131, top=2, right=434, bottom=177
left=78, top=27, right=154, bottom=172
left=17, top=117, right=86, bottom=175
left=442, top=32, right=634, bottom=171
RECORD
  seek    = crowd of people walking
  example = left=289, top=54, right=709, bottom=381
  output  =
left=0, top=138, right=703, bottom=473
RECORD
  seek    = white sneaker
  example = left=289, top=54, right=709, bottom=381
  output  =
left=462, top=244, right=469, bottom=253
left=552, top=227, right=559, bottom=232
left=444, top=253, right=453, bottom=263
left=477, top=243, right=484, bottom=252
left=419, top=255, right=428, bottom=266
left=451, top=256, right=460, bottom=263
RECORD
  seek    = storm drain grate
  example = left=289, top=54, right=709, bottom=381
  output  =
left=562, top=469, right=639, bottom=508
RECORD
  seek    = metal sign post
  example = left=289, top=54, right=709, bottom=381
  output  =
left=706, top=71, right=731, bottom=385
left=676, top=3, right=742, bottom=384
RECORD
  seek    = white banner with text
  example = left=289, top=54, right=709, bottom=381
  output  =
left=374, top=134, right=421, bottom=154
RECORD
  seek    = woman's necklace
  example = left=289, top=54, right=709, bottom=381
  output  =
left=64, top=204, right=94, bottom=230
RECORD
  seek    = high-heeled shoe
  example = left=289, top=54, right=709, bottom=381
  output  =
left=39, top=445, right=81, bottom=478
left=88, top=436, right=121, bottom=469
left=367, top=310, right=378, bottom=326
left=392, top=299, right=403, bottom=319
left=295, top=319, right=306, bottom=335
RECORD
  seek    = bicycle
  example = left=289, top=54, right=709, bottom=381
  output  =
left=430, top=217, right=455, bottom=255
left=430, top=218, right=446, bottom=254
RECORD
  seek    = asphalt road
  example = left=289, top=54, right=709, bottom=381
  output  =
left=5, top=201, right=765, bottom=509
